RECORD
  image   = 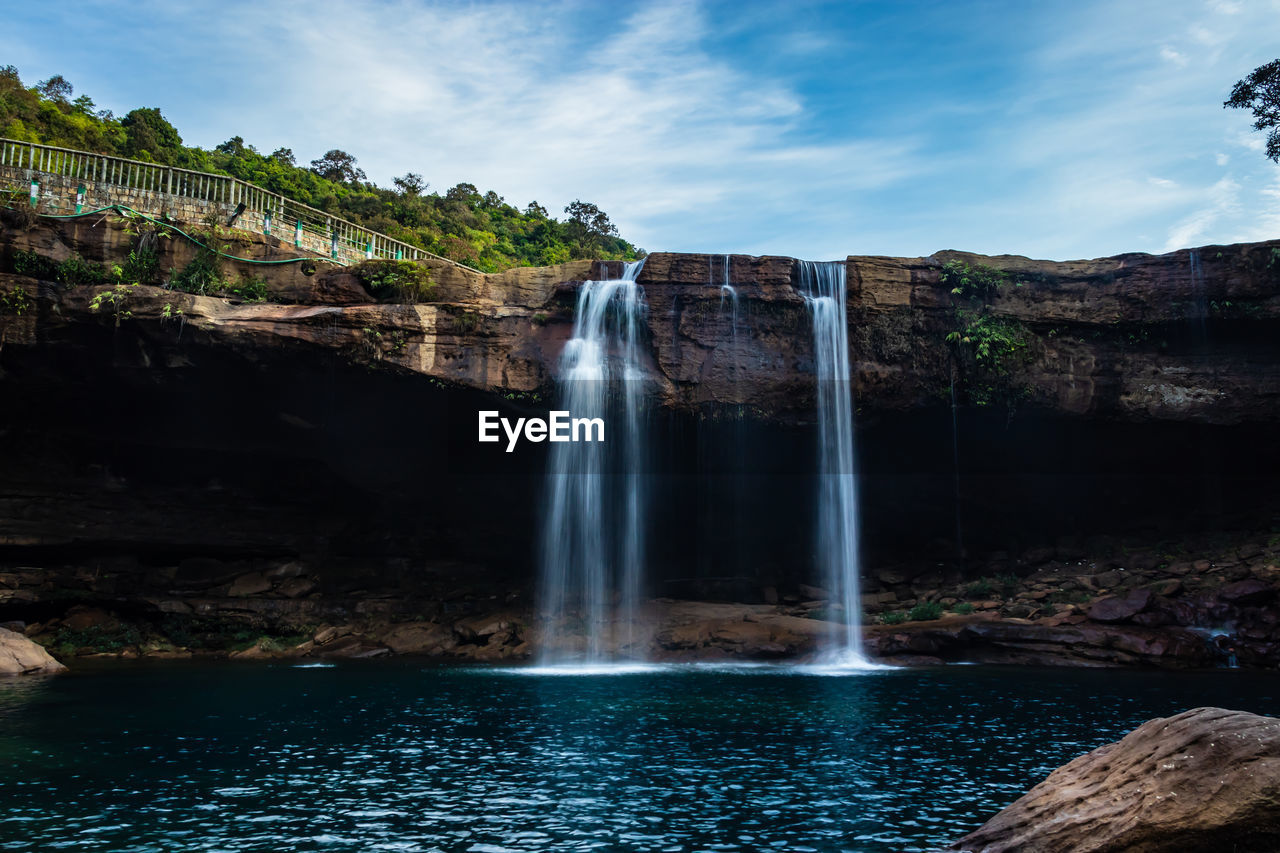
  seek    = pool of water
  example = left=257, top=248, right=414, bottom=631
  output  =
left=1, top=661, right=1278, bottom=852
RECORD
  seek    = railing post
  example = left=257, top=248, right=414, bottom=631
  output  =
left=166, top=167, right=173, bottom=196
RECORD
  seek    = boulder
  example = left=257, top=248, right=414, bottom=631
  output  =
left=383, top=622, right=455, bottom=655
left=1089, top=588, right=1153, bottom=623
left=945, top=707, right=1280, bottom=852
left=0, top=627, right=66, bottom=675
left=1218, top=578, right=1276, bottom=606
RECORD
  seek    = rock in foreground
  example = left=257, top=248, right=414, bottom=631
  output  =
left=0, top=627, right=66, bottom=676
left=945, top=707, right=1280, bottom=852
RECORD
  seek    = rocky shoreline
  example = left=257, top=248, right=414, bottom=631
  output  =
left=3, top=530, right=1274, bottom=671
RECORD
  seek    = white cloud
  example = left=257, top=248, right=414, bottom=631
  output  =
left=2, top=0, right=1278, bottom=259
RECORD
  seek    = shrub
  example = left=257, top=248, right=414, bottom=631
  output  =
left=939, top=259, right=1013, bottom=301
left=169, top=251, right=222, bottom=295
left=951, top=602, right=975, bottom=615
left=908, top=601, right=944, bottom=622
left=57, top=254, right=112, bottom=287
left=226, top=274, right=268, bottom=302
left=881, top=611, right=906, bottom=625
left=353, top=259, right=436, bottom=304
left=119, top=248, right=160, bottom=284
left=0, top=284, right=30, bottom=315
left=963, top=577, right=993, bottom=598
left=11, top=248, right=58, bottom=280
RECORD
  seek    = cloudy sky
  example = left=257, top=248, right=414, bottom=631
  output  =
left=4, top=0, right=1279, bottom=260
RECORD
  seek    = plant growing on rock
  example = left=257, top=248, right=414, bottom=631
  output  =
left=0, top=284, right=30, bottom=315
left=908, top=601, right=944, bottom=621
left=89, top=283, right=137, bottom=326
left=352, top=260, right=437, bottom=304
left=941, top=260, right=1034, bottom=409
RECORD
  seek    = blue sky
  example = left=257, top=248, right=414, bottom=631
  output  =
left=3, top=0, right=1279, bottom=260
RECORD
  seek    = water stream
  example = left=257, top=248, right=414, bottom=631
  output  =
left=797, top=260, right=868, bottom=665
left=537, top=261, right=648, bottom=665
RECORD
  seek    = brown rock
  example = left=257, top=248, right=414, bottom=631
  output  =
left=945, top=707, right=1280, bottom=852
left=277, top=578, right=317, bottom=599
left=1089, top=588, right=1153, bottom=623
left=383, top=622, right=455, bottom=655
left=0, top=627, right=65, bottom=675
left=228, top=572, right=272, bottom=597
left=1219, top=579, right=1276, bottom=606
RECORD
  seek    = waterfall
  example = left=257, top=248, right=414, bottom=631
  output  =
left=797, top=260, right=868, bottom=665
left=537, top=260, right=649, bottom=666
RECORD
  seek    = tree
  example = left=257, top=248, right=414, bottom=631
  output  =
left=1225, top=59, right=1280, bottom=163
left=269, top=147, right=296, bottom=166
left=525, top=201, right=548, bottom=218
left=121, top=108, right=182, bottom=162
left=310, top=149, right=366, bottom=183
left=563, top=199, right=619, bottom=253
left=393, top=172, right=427, bottom=195
left=37, top=75, right=72, bottom=104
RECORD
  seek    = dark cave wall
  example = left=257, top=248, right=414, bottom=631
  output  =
left=2, top=320, right=1277, bottom=618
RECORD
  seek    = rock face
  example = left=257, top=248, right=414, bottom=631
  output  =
left=945, top=707, right=1280, bottom=852
left=0, top=627, right=65, bottom=675
left=3, top=212, right=1280, bottom=661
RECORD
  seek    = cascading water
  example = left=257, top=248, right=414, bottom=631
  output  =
left=537, top=261, right=649, bottom=666
left=797, top=260, right=868, bottom=666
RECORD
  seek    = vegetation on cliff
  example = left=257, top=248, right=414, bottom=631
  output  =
left=0, top=66, right=643, bottom=272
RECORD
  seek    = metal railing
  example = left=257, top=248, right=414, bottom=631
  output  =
left=0, top=137, right=482, bottom=272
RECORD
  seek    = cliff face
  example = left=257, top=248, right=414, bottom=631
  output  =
left=2, top=212, right=1279, bottom=661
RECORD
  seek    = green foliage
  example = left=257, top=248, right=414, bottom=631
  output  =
left=226, top=274, right=268, bottom=303
left=89, top=283, right=136, bottom=326
left=946, top=312, right=1031, bottom=370
left=49, top=623, right=142, bottom=656
left=939, top=259, right=1012, bottom=301
left=0, top=64, right=642, bottom=272
left=455, top=311, right=480, bottom=333
left=532, top=312, right=549, bottom=326
left=941, top=259, right=1033, bottom=408
left=951, top=602, right=976, bottom=615
left=1225, top=58, right=1280, bottom=163
left=353, top=259, right=436, bottom=303
left=907, top=601, right=944, bottom=621
left=169, top=250, right=222, bottom=295
left=11, top=249, right=58, bottom=280
left=119, top=248, right=160, bottom=285
left=0, top=284, right=30, bottom=314
left=881, top=611, right=907, bottom=625
left=56, top=254, right=112, bottom=287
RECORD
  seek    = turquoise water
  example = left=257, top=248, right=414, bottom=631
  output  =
left=1, top=662, right=1278, bottom=852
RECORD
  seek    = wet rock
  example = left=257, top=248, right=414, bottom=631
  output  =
left=0, top=627, right=65, bottom=675
left=945, top=707, right=1280, bottom=852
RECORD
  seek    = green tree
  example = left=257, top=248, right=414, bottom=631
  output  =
left=309, top=149, right=366, bottom=183
left=1225, top=59, right=1280, bottom=163
left=121, top=107, right=182, bottom=162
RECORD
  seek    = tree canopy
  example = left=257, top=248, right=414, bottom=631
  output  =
left=1225, top=59, right=1280, bottom=163
left=0, top=65, right=643, bottom=272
